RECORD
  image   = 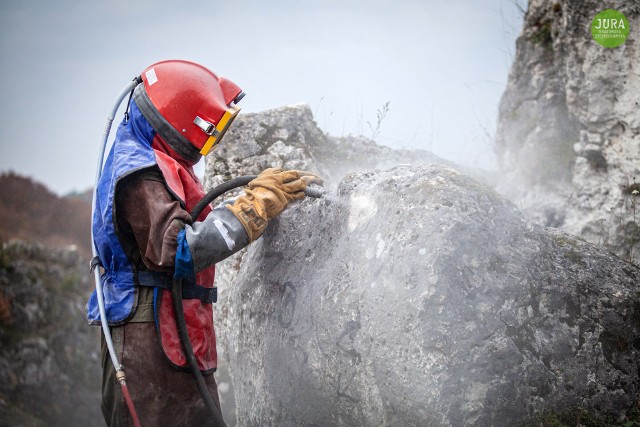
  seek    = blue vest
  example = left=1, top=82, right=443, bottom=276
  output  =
left=86, top=100, right=158, bottom=325
left=86, top=98, right=217, bottom=370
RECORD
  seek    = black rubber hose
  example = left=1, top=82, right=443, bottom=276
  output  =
left=171, top=278, right=225, bottom=427
left=190, top=174, right=324, bottom=218
left=190, top=175, right=257, bottom=220
left=172, top=175, right=257, bottom=427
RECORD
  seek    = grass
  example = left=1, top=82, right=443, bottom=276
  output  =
left=527, top=405, right=640, bottom=427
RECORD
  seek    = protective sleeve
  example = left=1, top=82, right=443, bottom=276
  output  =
left=183, top=206, right=251, bottom=272
left=116, top=170, right=191, bottom=273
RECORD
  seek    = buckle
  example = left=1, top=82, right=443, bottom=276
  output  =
left=193, top=116, right=221, bottom=137
left=201, top=287, right=218, bottom=304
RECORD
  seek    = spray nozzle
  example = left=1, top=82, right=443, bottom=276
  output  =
left=304, top=186, right=325, bottom=198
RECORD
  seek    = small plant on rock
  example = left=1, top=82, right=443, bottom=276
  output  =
left=368, top=101, right=390, bottom=140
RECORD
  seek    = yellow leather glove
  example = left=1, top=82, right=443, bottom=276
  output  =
left=226, top=168, right=323, bottom=242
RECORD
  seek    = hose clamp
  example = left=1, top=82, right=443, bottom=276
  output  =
left=115, top=368, right=127, bottom=384
left=89, top=256, right=103, bottom=274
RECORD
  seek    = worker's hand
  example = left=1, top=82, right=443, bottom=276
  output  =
left=248, top=168, right=323, bottom=201
left=226, top=168, right=324, bottom=241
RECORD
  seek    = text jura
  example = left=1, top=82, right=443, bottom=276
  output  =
left=594, top=18, right=626, bottom=30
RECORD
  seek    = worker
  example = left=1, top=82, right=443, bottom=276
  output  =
left=86, top=60, right=321, bottom=426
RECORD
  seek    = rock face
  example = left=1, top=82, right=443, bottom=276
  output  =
left=0, top=241, right=101, bottom=426
left=204, top=103, right=445, bottom=191
left=210, top=163, right=639, bottom=425
left=495, top=0, right=640, bottom=263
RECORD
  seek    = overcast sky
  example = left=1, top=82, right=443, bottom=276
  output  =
left=0, top=0, right=525, bottom=195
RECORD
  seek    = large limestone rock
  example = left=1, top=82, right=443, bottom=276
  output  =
left=205, top=103, right=446, bottom=421
left=495, top=0, right=640, bottom=263
left=215, top=164, right=639, bottom=426
left=206, top=103, right=639, bottom=425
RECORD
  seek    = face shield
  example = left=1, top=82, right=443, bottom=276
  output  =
left=194, top=104, right=241, bottom=156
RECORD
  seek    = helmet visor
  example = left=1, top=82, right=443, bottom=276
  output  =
left=199, top=105, right=241, bottom=155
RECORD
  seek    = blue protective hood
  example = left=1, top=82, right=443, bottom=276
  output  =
left=86, top=100, right=158, bottom=324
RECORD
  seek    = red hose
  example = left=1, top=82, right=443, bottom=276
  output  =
left=120, top=380, right=143, bottom=427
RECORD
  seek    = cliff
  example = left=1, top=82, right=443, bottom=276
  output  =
left=495, top=0, right=640, bottom=264
left=0, top=241, right=101, bottom=426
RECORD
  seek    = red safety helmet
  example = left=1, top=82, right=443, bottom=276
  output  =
left=133, top=60, right=245, bottom=163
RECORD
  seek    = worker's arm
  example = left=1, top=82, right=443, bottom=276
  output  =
left=179, top=205, right=250, bottom=272
left=118, top=167, right=321, bottom=277
left=116, top=168, right=248, bottom=275
left=182, top=168, right=321, bottom=273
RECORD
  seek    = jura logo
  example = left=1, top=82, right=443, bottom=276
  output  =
left=591, top=9, right=630, bottom=48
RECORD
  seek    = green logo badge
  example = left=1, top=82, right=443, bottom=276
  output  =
left=591, top=9, right=630, bottom=48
